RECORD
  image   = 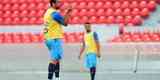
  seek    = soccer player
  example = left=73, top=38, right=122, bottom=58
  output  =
left=43, top=0, right=72, bottom=80
left=79, top=23, right=101, bottom=80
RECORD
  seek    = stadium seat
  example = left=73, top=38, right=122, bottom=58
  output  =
left=130, top=1, right=138, bottom=9
left=147, top=1, right=157, bottom=11
left=140, top=8, right=150, bottom=17
left=79, top=9, right=87, bottom=17
left=20, top=10, right=28, bottom=17
left=121, top=1, right=129, bottom=9
left=98, top=16, right=107, bottom=23
left=116, top=16, right=124, bottom=24
left=114, top=9, right=122, bottom=16
left=139, top=1, right=147, bottom=9
left=113, top=1, right=121, bottom=9
left=104, top=2, right=112, bottom=9
left=89, top=16, right=97, bottom=23
left=4, top=33, right=13, bottom=43
left=13, top=17, right=21, bottom=25
left=132, top=16, right=143, bottom=25
left=97, top=9, right=105, bottom=16
left=3, top=11, right=11, bottom=17
left=95, top=1, right=104, bottom=9
left=87, top=2, right=95, bottom=9
left=105, top=9, right=114, bottom=16
left=88, top=9, right=96, bottom=16
left=123, top=8, right=131, bottom=16
left=125, top=16, right=133, bottom=25
left=132, top=8, right=140, bottom=16
left=13, top=33, right=22, bottom=43
left=107, top=16, right=115, bottom=24
left=80, top=16, right=88, bottom=24
left=78, top=2, right=86, bottom=9
left=20, top=3, right=28, bottom=10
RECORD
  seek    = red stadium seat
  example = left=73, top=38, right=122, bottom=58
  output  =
left=78, top=2, right=86, bottom=9
left=114, top=9, right=122, bottom=16
left=132, top=8, right=140, bottom=16
left=20, top=10, right=28, bottom=17
left=13, top=17, right=21, bottom=25
left=29, top=17, right=37, bottom=24
left=113, top=1, right=121, bottom=9
left=4, top=17, right=12, bottom=25
left=30, top=33, right=40, bottom=43
left=37, top=10, right=45, bottom=17
left=125, top=16, right=133, bottom=25
left=75, top=32, right=84, bottom=42
left=121, top=1, right=129, bottom=9
left=123, top=8, right=131, bottom=16
left=97, top=9, right=105, bottom=16
left=4, top=33, right=13, bottom=43
left=4, top=4, right=11, bottom=11
left=12, top=10, right=19, bottom=17
left=13, top=33, right=22, bottom=43
left=105, top=9, right=114, bottom=16
left=116, top=16, right=124, bottom=24
left=95, top=2, right=104, bottom=9
left=104, top=2, right=112, bottom=9
left=87, top=2, right=95, bottom=9
left=4, top=11, right=11, bottom=17
left=28, top=3, right=36, bottom=10
left=130, top=1, right=138, bottom=9
left=79, top=9, right=87, bottom=17
left=140, top=8, right=150, bottom=17
left=147, top=1, right=156, bottom=11
left=12, top=3, right=19, bottom=10
left=89, top=16, right=97, bottom=23
left=88, top=9, right=96, bottom=16
left=132, top=16, right=143, bottom=25
left=107, top=16, right=115, bottom=24
left=0, top=18, right=3, bottom=25
left=80, top=16, right=88, bottom=24
left=139, top=1, right=147, bottom=9
left=21, top=33, right=31, bottom=43
left=0, top=33, right=4, bottom=43
left=98, top=16, right=107, bottom=23
left=20, top=3, right=28, bottom=10
left=71, top=17, right=79, bottom=24
left=29, top=10, right=36, bottom=17
left=21, top=17, right=29, bottom=24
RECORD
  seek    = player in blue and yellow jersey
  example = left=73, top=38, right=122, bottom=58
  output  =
left=43, top=0, right=72, bottom=80
left=79, top=23, right=101, bottom=80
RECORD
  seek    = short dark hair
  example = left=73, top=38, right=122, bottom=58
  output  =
left=50, top=0, right=58, bottom=6
left=85, top=22, right=90, bottom=24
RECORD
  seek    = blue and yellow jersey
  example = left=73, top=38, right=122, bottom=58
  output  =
left=43, top=7, right=66, bottom=40
left=84, top=32, right=99, bottom=54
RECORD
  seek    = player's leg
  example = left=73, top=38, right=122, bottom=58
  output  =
left=45, top=40, right=56, bottom=80
left=86, top=53, right=97, bottom=80
left=90, top=67, right=96, bottom=80
left=53, top=39, right=63, bottom=80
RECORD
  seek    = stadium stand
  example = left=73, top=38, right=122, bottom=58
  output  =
left=0, top=0, right=157, bottom=25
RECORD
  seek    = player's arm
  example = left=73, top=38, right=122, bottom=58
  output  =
left=79, top=41, right=85, bottom=60
left=94, top=32, right=101, bottom=58
left=51, top=8, right=72, bottom=26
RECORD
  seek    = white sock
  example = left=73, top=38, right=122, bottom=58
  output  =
left=55, top=78, right=60, bottom=80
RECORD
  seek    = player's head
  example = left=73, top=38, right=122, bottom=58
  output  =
left=50, top=0, right=61, bottom=9
left=84, top=23, right=91, bottom=33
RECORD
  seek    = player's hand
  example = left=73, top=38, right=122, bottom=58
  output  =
left=78, top=55, right=82, bottom=60
left=43, top=28, right=48, bottom=33
left=97, top=53, right=101, bottom=58
left=66, top=5, right=73, bottom=14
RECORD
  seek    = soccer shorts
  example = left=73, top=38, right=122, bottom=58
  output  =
left=45, top=39, right=63, bottom=61
left=85, top=53, right=97, bottom=68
